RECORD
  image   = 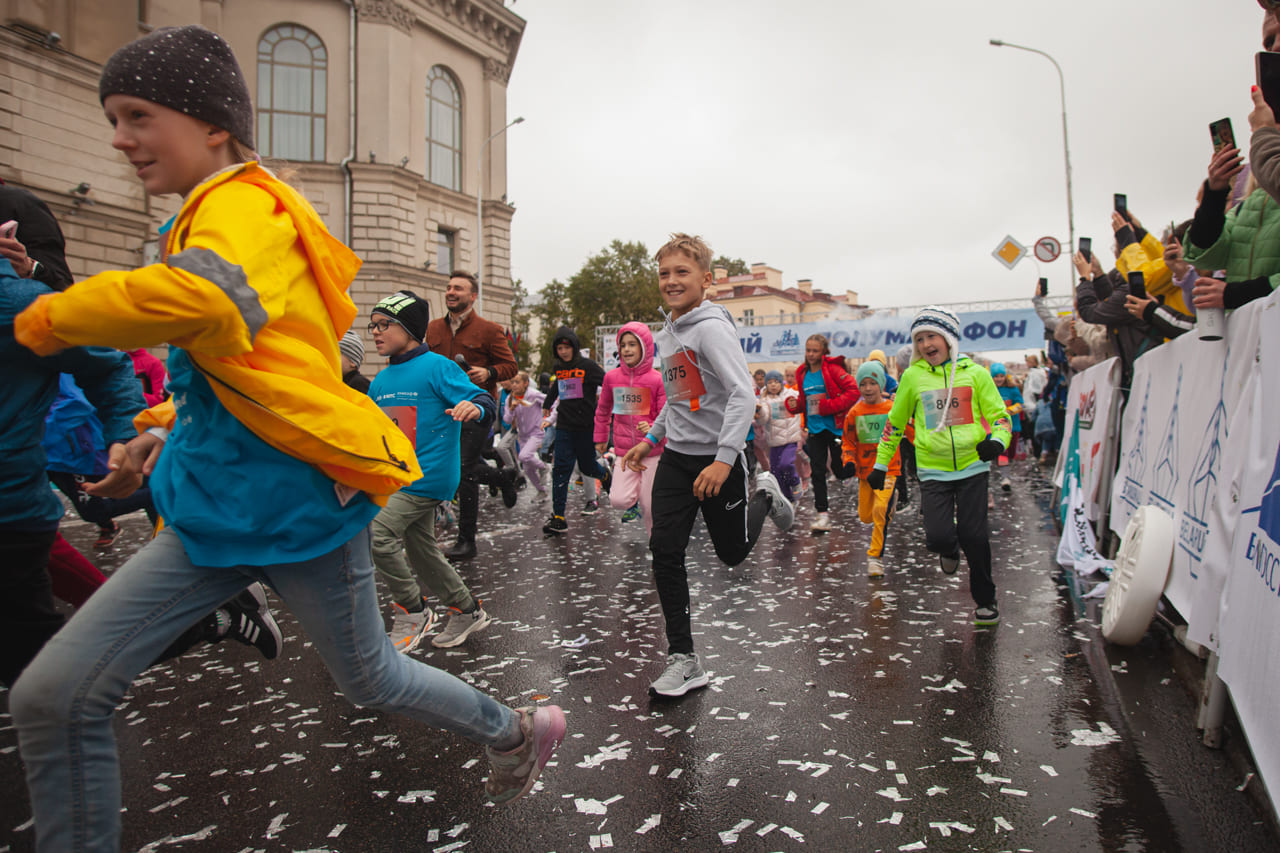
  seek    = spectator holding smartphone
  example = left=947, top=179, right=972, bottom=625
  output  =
left=1184, top=107, right=1280, bottom=313
left=1111, top=208, right=1193, bottom=317
left=0, top=183, right=74, bottom=290
left=1074, top=251, right=1162, bottom=393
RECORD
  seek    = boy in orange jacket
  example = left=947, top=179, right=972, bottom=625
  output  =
left=842, top=361, right=910, bottom=577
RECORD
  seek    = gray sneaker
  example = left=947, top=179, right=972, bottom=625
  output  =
left=388, top=601, right=435, bottom=654
left=940, top=552, right=960, bottom=575
left=754, top=472, right=794, bottom=530
left=650, top=652, right=709, bottom=697
left=432, top=603, right=492, bottom=648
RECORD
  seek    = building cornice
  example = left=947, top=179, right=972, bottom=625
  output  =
left=417, top=0, right=525, bottom=69
left=357, top=0, right=416, bottom=35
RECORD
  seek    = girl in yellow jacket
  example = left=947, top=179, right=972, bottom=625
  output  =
left=9, top=26, right=563, bottom=853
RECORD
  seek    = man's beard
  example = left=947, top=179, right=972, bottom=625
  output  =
left=447, top=299, right=473, bottom=314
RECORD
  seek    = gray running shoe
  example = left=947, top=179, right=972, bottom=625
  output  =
left=432, top=603, right=492, bottom=648
left=974, top=604, right=1000, bottom=626
left=940, top=552, right=960, bottom=575
left=650, top=652, right=709, bottom=697
left=754, top=471, right=794, bottom=530
left=388, top=601, right=435, bottom=654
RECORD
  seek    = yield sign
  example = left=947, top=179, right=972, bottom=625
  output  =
left=991, top=235, right=1027, bottom=270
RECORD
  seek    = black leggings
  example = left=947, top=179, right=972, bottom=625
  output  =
left=919, top=474, right=995, bottom=607
left=806, top=429, right=853, bottom=512
left=649, top=451, right=770, bottom=655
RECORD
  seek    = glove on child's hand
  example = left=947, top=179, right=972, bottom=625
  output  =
left=866, top=469, right=886, bottom=491
left=976, top=437, right=1004, bottom=462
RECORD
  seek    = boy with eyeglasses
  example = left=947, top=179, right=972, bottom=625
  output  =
left=366, top=291, right=498, bottom=651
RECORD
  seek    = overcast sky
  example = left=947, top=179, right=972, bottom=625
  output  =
left=505, top=1, right=1267, bottom=309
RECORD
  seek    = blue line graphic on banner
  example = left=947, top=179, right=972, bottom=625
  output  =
left=737, top=309, right=1043, bottom=364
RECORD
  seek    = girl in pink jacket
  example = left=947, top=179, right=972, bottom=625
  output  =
left=594, top=322, right=666, bottom=532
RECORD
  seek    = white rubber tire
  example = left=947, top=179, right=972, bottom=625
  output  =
left=1102, top=505, right=1174, bottom=645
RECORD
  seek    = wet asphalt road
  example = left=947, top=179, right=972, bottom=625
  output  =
left=1, top=461, right=1275, bottom=852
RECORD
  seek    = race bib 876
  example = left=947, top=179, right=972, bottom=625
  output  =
left=920, top=386, right=974, bottom=431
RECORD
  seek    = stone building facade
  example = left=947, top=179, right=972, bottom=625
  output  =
left=711, top=263, right=865, bottom=327
left=0, top=0, right=525, bottom=363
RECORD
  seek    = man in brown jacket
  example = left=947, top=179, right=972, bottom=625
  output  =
left=427, top=271, right=520, bottom=559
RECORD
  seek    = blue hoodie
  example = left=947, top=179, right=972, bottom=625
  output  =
left=1, top=262, right=145, bottom=531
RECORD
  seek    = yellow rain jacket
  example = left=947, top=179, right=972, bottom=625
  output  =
left=1117, top=231, right=1191, bottom=316
left=16, top=162, right=421, bottom=504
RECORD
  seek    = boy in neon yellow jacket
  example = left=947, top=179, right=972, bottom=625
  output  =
left=868, top=307, right=1010, bottom=626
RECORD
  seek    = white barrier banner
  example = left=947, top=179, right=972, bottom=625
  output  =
left=1109, top=327, right=1244, bottom=618
left=1055, top=358, right=1120, bottom=520
left=1216, top=292, right=1280, bottom=815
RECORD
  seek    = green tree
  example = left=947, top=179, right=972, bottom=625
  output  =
left=530, top=278, right=569, bottom=377
left=712, top=255, right=750, bottom=276
left=505, top=278, right=537, bottom=369
left=532, top=240, right=664, bottom=375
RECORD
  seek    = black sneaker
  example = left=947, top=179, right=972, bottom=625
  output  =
left=500, top=469, right=519, bottom=508
left=542, top=515, right=567, bottom=535
left=974, top=604, right=1000, bottom=626
left=940, top=552, right=960, bottom=575
left=581, top=500, right=598, bottom=515
left=445, top=537, right=477, bottom=560
left=222, top=583, right=283, bottom=659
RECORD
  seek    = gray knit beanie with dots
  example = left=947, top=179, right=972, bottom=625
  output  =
left=99, top=25, right=254, bottom=149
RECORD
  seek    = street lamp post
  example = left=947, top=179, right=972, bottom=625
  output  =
left=476, top=115, right=524, bottom=315
left=989, top=39, right=1076, bottom=300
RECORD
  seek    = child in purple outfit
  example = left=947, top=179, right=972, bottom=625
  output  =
left=505, top=372, right=549, bottom=494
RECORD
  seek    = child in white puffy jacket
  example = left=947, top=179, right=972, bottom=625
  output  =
left=756, top=370, right=802, bottom=503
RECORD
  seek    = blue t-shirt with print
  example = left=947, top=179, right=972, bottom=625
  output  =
left=369, top=349, right=491, bottom=500
left=804, top=369, right=838, bottom=435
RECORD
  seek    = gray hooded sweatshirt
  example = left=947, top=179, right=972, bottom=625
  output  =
left=648, top=300, right=755, bottom=465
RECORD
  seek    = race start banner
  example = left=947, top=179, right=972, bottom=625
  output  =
left=599, top=308, right=1046, bottom=370
left=737, top=308, right=1044, bottom=364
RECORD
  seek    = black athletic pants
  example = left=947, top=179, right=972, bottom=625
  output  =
left=456, top=420, right=510, bottom=541
left=806, top=429, right=853, bottom=512
left=919, top=473, right=996, bottom=607
left=649, top=450, right=770, bottom=655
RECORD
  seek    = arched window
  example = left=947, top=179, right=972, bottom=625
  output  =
left=426, top=66, right=461, bottom=190
left=257, top=24, right=327, bottom=161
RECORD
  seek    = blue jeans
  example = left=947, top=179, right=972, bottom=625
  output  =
left=10, top=526, right=520, bottom=853
left=551, top=428, right=607, bottom=516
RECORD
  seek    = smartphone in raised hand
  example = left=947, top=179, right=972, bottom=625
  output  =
left=1209, top=117, right=1236, bottom=153
left=1079, top=237, right=1092, bottom=263
left=1037, top=277, right=1048, bottom=298
left=1127, top=271, right=1147, bottom=300
left=1113, top=193, right=1128, bottom=218
left=1257, top=52, right=1280, bottom=121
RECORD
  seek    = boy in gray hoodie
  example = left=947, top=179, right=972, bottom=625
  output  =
left=622, top=233, right=794, bottom=697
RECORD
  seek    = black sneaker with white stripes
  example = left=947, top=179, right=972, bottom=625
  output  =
left=222, top=583, right=283, bottom=660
